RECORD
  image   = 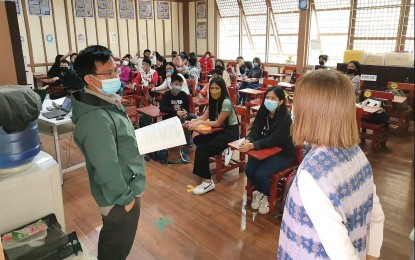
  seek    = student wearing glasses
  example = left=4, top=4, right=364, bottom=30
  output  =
left=70, top=45, right=146, bottom=260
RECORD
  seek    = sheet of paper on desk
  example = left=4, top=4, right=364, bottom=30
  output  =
left=134, top=117, right=186, bottom=155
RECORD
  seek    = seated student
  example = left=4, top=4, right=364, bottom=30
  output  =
left=118, top=58, right=131, bottom=96
left=238, top=57, right=263, bottom=105
left=61, top=51, right=78, bottom=71
left=345, top=60, right=362, bottom=102
left=235, top=56, right=249, bottom=76
left=189, top=52, right=201, bottom=72
left=123, top=54, right=136, bottom=71
left=180, top=52, right=188, bottom=65
left=314, top=54, right=329, bottom=70
left=198, top=68, right=223, bottom=98
left=155, top=56, right=167, bottom=85
left=47, top=54, right=64, bottom=78
left=160, top=74, right=196, bottom=163
left=239, top=86, right=295, bottom=214
left=184, top=57, right=200, bottom=87
left=153, top=62, right=190, bottom=95
left=184, top=77, right=239, bottom=195
left=171, top=51, right=178, bottom=61
left=133, top=49, right=156, bottom=70
left=215, top=59, right=231, bottom=87
left=41, top=60, right=83, bottom=96
left=173, top=56, right=187, bottom=74
left=199, top=51, right=214, bottom=72
left=133, top=58, right=158, bottom=89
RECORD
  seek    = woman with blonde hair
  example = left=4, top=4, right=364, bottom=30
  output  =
left=278, top=70, right=384, bottom=260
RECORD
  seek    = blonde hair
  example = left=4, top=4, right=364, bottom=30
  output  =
left=291, top=70, right=358, bottom=148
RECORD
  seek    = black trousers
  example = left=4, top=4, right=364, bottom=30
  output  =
left=98, top=198, right=141, bottom=260
left=193, top=125, right=239, bottom=179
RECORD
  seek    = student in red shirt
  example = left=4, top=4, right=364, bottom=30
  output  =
left=133, top=58, right=158, bottom=88
left=199, top=51, right=214, bottom=72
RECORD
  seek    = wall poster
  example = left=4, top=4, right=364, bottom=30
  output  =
left=97, top=0, right=114, bottom=18
left=119, top=0, right=134, bottom=19
left=196, top=22, right=207, bottom=39
left=156, top=1, right=170, bottom=20
left=196, top=1, right=206, bottom=19
left=27, top=0, right=51, bottom=16
left=75, top=0, right=94, bottom=18
left=138, top=1, right=153, bottom=20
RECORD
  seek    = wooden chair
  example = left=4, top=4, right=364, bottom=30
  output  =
left=187, top=79, right=196, bottom=97
left=245, top=146, right=303, bottom=215
left=282, top=65, right=296, bottom=74
left=261, top=79, right=278, bottom=90
left=360, top=91, right=394, bottom=152
left=209, top=106, right=248, bottom=182
left=263, top=70, right=269, bottom=79
left=228, top=87, right=237, bottom=105
left=356, top=107, right=364, bottom=131
left=387, top=82, right=414, bottom=134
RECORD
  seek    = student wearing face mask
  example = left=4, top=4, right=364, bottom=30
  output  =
left=199, top=51, right=214, bottom=72
left=155, top=56, right=167, bottom=84
left=118, top=58, right=131, bottom=96
left=238, top=57, right=263, bottom=105
left=345, top=60, right=361, bottom=102
left=239, top=86, right=295, bottom=214
left=70, top=45, right=146, bottom=260
left=159, top=73, right=196, bottom=163
left=215, top=59, right=231, bottom=87
left=184, top=77, right=240, bottom=195
left=198, top=68, right=223, bottom=98
left=41, top=60, right=83, bottom=97
left=153, top=62, right=190, bottom=94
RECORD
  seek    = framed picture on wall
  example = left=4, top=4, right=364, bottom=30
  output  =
left=97, top=0, right=114, bottom=18
left=196, top=1, right=206, bottom=20
left=196, top=22, right=207, bottom=39
left=157, top=1, right=170, bottom=20
left=138, top=1, right=153, bottom=20
left=119, top=0, right=135, bottom=20
left=75, top=0, right=94, bottom=18
left=27, top=0, right=51, bottom=16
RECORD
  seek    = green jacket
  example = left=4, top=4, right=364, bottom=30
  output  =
left=71, top=91, right=146, bottom=207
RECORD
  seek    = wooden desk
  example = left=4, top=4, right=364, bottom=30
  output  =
left=137, top=105, right=167, bottom=123
left=238, top=89, right=265, bottom=96
left=356, top=104, right=382, bottom=114
left=393, top=95, right=407, bottom=103
left=268, top=73, right=288, bottom=81
left=228, top=138, right=282, bottom=160
left=278, top=82, right=295, bottom=89
left=40, top=78, right=55, bottom=86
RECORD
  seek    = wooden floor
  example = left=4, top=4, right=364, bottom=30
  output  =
left=39, top=123, right=414, bottom=260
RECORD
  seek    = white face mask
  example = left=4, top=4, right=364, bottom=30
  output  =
left=122, top=60, right=129, bottom=66
left=92, top=75, right=121, bottom=95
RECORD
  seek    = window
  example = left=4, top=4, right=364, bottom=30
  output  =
left=219, top=17, right=239, bottom=60
left=269, top=0, right=300, bottom=63
left=216, top=0, right=239, bottom=17
left=404, top=4, right=414, bottom=52
left=308, top=1, right=351, bottom=66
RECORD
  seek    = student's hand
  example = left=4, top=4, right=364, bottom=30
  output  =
left=242, top=75, right=248, bottom=80
left=366, top=256, right=377, bottom=260
left=124, top=199, right=135, bottom=213
left=53, top=77, right=59, bottom=82
left=239, top=142, right=254, bottom=153
left=40, top=85, right=49, bottom=90
left=239, top=139, right=249, bottom=148
left=187, top=120, right=201, bottom=130
left=177, top=110, right=187, bottom=118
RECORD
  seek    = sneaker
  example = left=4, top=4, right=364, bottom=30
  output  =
left=192, top=181, right=215, bottom=195
left=258, top=196, right=270, bottom=214
left=223, top=148, right=233, bottom=166
left=180, top=146, right=191, bottom=163
left=251, top=191, right=262, bottom=210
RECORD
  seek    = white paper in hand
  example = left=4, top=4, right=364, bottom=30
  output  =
left=134, top=117, right=187, bottom=155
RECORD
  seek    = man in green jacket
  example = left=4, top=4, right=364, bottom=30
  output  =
left=71, top=45, right=146, bottom=260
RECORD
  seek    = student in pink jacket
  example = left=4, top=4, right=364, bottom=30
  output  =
left=117, top=59, right=131, bottom=96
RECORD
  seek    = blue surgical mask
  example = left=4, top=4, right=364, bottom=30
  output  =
left=253, top=62, right=259, bottom=68
left=264, top=99, right=279, bottom=112
left=170, top=69, right=175, bottom=75
left=93, top=76, right=121, bottom=95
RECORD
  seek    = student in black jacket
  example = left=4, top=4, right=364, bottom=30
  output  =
left=159, top=73, right=196, bottom=163
left=239, top=86, right=295, bottom=214
left=47, top=54, right=64, bottom=78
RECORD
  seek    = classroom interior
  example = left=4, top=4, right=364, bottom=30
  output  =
left=0, top=0, right=414, bottom=259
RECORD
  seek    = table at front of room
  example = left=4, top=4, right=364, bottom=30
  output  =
left=37, top=98, right=85, bottom=184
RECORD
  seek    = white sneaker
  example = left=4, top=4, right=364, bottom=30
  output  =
left=223, top=148, right=233, bottom=166
left=251, top=191, right=262, bottom=210
left=258, top=196, right=270, bottom=214
left=192, top=181, right=215, bottom=195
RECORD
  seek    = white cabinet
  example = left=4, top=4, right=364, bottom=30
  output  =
left=0, top=151, right=65, bottom=234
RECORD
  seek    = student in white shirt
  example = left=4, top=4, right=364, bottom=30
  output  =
left=133, top=49, right=156, bottom=70
left=153, top=62, right=190, bottom=95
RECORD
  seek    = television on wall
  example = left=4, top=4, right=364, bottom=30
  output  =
left=299, top=0, right=309, bottom=10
